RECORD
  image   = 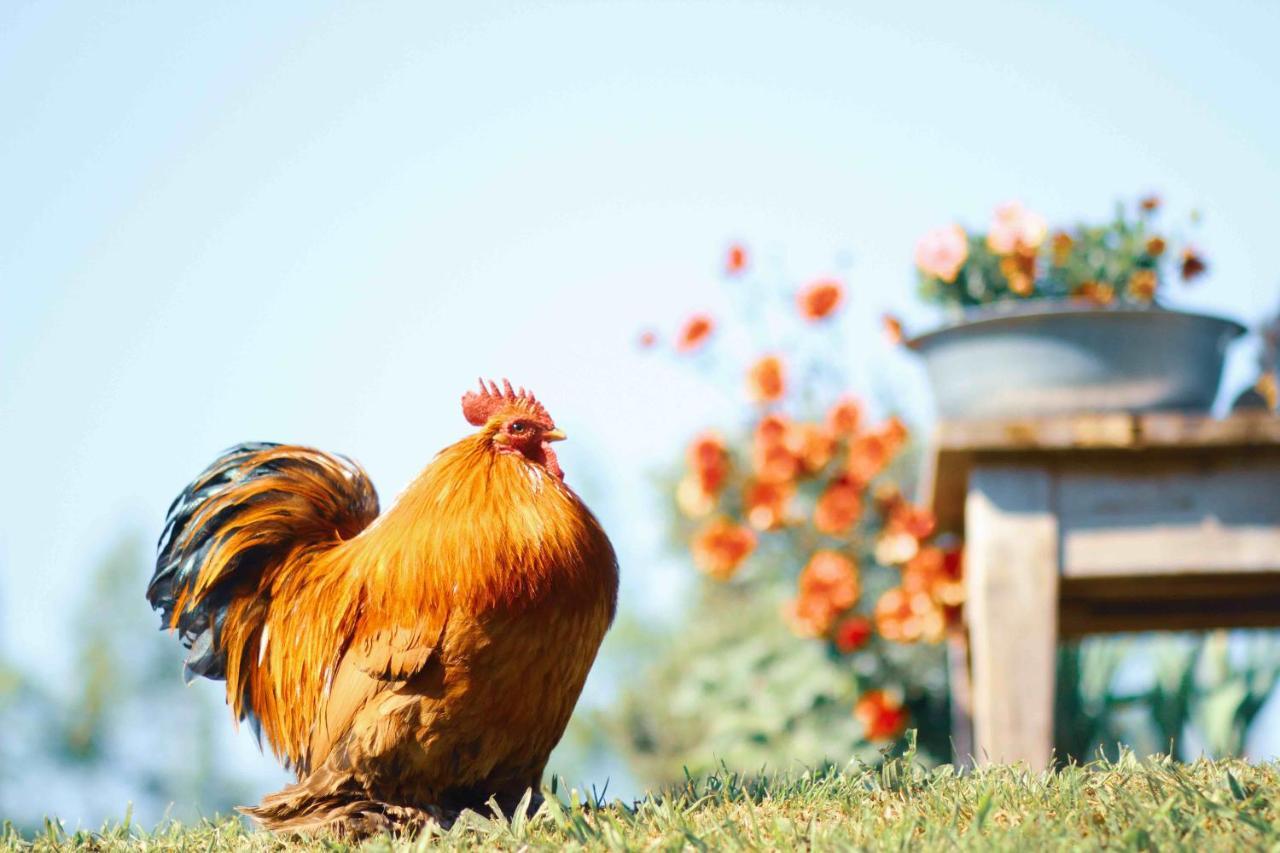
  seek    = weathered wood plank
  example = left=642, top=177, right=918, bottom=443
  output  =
left=934, top=411, right=1280, bottom=453
left=924, top=412, right=1280, bottom=534
left=965, top=465, right=1058, bottom=769
left=1057, top=457, right=1280, bottom=577
left=1060, top=574, right=1280, bottom=636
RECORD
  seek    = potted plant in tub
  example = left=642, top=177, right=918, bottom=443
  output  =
left=906, top=197, right=1244, bottom=419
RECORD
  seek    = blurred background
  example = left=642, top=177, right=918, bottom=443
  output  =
left=3, top=0, right=1279, bottom=832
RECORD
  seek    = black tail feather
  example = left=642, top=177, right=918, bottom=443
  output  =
left=147, top=442, right=379, bottom=686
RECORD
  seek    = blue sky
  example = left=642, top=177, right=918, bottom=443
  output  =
left=3, top=0, right=1280, bottom=822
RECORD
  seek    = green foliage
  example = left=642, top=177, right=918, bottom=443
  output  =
left=6, top=754, right=1280, bottom=850
left=600, top=578, right=952, bottom=789
left=1053, top=632, right=1280, bottom=766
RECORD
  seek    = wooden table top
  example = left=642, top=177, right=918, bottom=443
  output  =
left=923, top=410, right=1280, bottom=533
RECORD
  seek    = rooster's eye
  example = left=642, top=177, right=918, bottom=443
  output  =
left=510, top=422, right=526, bottom=433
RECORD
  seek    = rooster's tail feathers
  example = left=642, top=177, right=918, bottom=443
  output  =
left=147, top=442, right=379, bottom=688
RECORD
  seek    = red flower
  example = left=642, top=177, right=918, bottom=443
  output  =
left=691, top=519, right=756, bottom=581
left=797, top=279, right=845, bottom=321
left=726, top=243, right=748, bottom=275
left=1180, top=248, right=1207, bottom=282
left=637, top=329, right=658, bottom=349
left=1139, top=194, right=1161, bottom=213
left=747, top=355, right=786, bottom=403
left=833, top=616, right=872, bottom=653
left=854, top=690, right=908, bottom=741
left=676, top=314, right=715, bottom=352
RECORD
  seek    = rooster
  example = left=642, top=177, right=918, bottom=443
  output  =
left=146, top=380, right=618, bottom=835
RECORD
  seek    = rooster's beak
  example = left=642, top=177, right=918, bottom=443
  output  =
left=543, top=428, right=567, bottom=443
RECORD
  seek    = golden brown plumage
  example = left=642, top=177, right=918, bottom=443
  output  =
left=147, top=380, right=618, bottom=835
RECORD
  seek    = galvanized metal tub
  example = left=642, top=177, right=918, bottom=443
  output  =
left=905, top=303, right=1246, bottom=419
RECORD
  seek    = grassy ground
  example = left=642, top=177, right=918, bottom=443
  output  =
left=6, top=748, right=1280, bottom=851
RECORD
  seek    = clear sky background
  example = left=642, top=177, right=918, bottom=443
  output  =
left=3, top=0, right=1279, bottom=825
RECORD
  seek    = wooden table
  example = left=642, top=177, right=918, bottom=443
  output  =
left=923, top=411, right=1280, bottom=768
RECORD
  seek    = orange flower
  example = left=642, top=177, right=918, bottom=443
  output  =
left=691, top=519, right=756, bottom=580
left=903, top=545, right=965, bottom=608
left=1145, top=236, right=1166, bottom=257
left=752, top=413, right=801, bottom=484
left=825, top=397, right=862, bottom=437
left=1050, top=231, right=1074, bottom=266
left=882, top=313, right=905, bottom=345
left=999, top=251, right=1037, bottom=297
left=1075, top=280, right=1115, bottom=306
left=874, top=587, right=913, bottom=641
left=783, top=595, right=836, bottom=638
left=874, top=501, right=933, bottom=567
left=798, top=550, right=859, bottom=610
left=786, top=422, right=836, bottom=474
left=874, top=585, right=948, bottom=643
left=686, top=431, right=728, bottom=495
left=987, top=201, right=1047, bottom=255
left=754, top=412, right=790, bottom=446
left=887, top=501, right=936, bottom=541
left=814, top=474, right=864, bottom=535
left=882, top=416, right=908, bottom=448
left=786, top=550, right=860, bottom=636
left=797, top=279, right=844, bottom=322
left=1180, top=248, right=1207, bottom=281
left=1127, top=269, right=1157, bottom=302
left=914, top=224, right=969, bottom=283
left=637, top=329, right=658, bottom=349
left=678, top=431, right=728, bottom=518
left=726, top=243, right=748, bottom=275
left=676, top=314, right=715, bottom=352
left=833, top=616, right=873, bottom=653
left=744, top=479, right=793, bottom=531
left=846, top=419, right=906, bottom=485
left=854, top=690, right=908, bottom=741
left=747, top=355, right=786, bottom=403
left=1139, top=194, right=1161, bottom=213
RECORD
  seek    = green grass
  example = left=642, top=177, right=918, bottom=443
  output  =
left=7, top=749, right=1280, bottom=851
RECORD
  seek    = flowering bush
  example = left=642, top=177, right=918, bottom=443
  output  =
left=603, top=239, right=1276, bottom=788
left=608, top=245, right=960, bottom=779
left=915, top=196, right=1208, bottom=311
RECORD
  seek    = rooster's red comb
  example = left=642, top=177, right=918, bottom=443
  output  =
left=461, top=378, right=552, bottom=427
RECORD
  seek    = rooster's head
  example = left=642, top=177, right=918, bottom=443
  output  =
left=462, top=379, right=566, bottom=480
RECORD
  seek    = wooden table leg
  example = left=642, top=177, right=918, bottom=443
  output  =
left=965, top=465, right=1059, bottom=768
left=947, top=628, right=974, bottom=767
